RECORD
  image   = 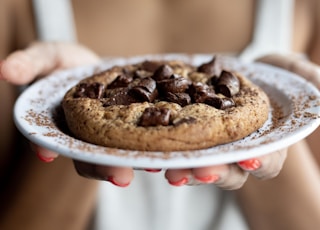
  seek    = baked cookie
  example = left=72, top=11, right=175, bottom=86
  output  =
left=62, top=57, right=269, bottom=151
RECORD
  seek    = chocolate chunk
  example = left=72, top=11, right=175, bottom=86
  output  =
left=216, top=70, right=240, bottom=97
left=157, top=75, right=191, bottom=94
left=197, top=56, right=216, bottom=75
left=74, top=82, right=105, bottom=99
left=173, top=117, right=197, bottom=126
left=103, top=88, right=139, bottom=106
left=164, top=92, right=191, bottom=107
left=105, top=87, right=126, bottom=98
left=208, top=75, right=220, bottom=86
left=188, top=82, right=216, bottom=103
left=141, top=60, right=162, bottom=72
left=204, top=96, right=235, bottom=109
left=219, top=98, right=235, bottom=109
left=129, top=77, right=158, bottom=102
left=138, top=107, right=171, bottom=126
left=107, top=74, right=133, bottom=89
left=152, top=64, right=174, bottom=81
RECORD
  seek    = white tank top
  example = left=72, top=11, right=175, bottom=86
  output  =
left=31, top=1, right=295, bottom=229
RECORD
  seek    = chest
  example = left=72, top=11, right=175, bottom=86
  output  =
left=73, top=0, right=256, bottom=56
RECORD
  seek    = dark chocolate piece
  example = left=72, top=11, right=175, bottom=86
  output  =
left=188, top=82, right=216, bottom=103
left=103, top=88, right=138, bottom=106
left=208, top=75, right=220, bottom=86
left=152, top=64, right=174, bottom=81
left=157, top=75, right=191, bottom=94
left=164, top=92, right=191, bottom=106
left=129, top=77, right=158, bottom=102
left=74, top=82, right=105, bottom=99
left=216, top=70, right=240, bottom=97
left=138, top=107, right=171, bottom=126
left=140, top=60, right=162, bottom=72
left=205, top=96, right=235, bottom=109
left=107, top=74, right=133, bottom=89
left=197, top=56, right=216, bottom=75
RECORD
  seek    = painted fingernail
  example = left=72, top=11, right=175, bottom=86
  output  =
left=238, top=159, right=261, bottom=171
left=107, top=176, right=130, bottom=187
left=168, top=177, right=189, bottom=186
left=144, top=168, right=162, bottom=173
left=194, top=175, right=220, bottom=183
left=36, top=152, right=55, bottom=163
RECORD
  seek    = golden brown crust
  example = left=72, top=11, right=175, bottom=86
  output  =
left=62, top=59, right=269, bottom=151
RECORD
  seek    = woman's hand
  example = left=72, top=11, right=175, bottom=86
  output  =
left=164, top=149, right=287, bottom=189
left=0, top=42, right=134, bottom=186
left=171, top=54, right=320, bottom=189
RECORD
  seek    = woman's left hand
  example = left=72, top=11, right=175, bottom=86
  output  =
left=159, top=54, right=320, bottom=189
left=164, top=149, right=287, bottom=189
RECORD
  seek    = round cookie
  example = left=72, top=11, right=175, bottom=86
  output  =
left=62, top=57, right=269, bottom=151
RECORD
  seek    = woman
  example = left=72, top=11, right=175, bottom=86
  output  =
left=0, top=0, right=319, bottom=229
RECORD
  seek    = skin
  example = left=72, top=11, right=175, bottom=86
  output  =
left=0, top=0, right=320, bottom=229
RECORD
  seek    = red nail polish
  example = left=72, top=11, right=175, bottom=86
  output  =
left=194, top=175, right=220, bottom=183
left=107, top=176, right=130, bottom=187
left=168, top=177, right=188, bottom=186
left=238, top=159, right=261, bottom=171
left=36, top=152, right=55, bottom=163
left=144, top=168, right=162, bottom=173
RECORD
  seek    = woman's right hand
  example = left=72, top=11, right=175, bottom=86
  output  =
left=0, top=42, right=136, bottom=186
left=0, top=42, right=101, bottom=160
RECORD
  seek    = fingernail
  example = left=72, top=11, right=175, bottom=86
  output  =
left=107, top=176, right=130, bottom=187
left=36, top=152, right=55, bottom=163
left=238, top=159, right=261, bottom=171
left=144, top=168, right=162, bottom=173
left=168, top=177, right=189, bottom=186
left=194, top=175, right=220, bottom=183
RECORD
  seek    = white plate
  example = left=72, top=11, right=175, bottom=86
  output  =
left=14, top=54, right=320, bottom=169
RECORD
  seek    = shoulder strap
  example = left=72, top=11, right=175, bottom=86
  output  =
left=239, top=0, right=295, bottom=61
left=32, top=0, right=77, bottom=41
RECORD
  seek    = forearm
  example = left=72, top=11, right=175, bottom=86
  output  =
left=236, top=140, right=320, bottom=230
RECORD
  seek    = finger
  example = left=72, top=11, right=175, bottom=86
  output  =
left=0, top=43, right=58, bottom=84
left=73, top=160, right=134, bottom=187
left=257, top=54, right=320, bottom=89
left=164, top=168, right=192, bottom=186
left=0, top=42, right=100, bottom=85
left=165, top=165, right=249, bottom=190
left=196, top=164, right=249, bottom=190
left=30, top=143, right=59, bottom=163
left=238, top=148, right=288, bottom=180
left=191, top=165, right=223, bottom=184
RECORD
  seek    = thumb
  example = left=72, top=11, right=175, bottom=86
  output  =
left=0, top=42, right=100, bottom=85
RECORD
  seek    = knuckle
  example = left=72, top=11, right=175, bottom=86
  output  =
left=215, top=165, right=249, bottom=190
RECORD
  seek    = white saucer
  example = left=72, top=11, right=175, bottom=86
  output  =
left=14, top=54, right=320, bottom=168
